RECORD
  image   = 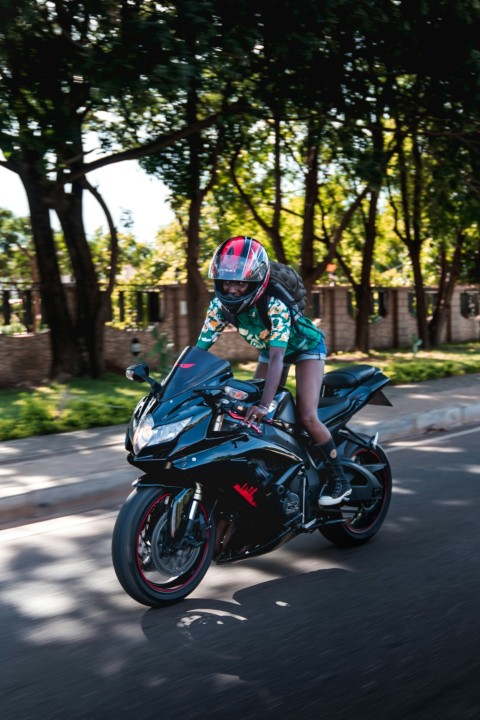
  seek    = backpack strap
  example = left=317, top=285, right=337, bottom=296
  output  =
left=265, top=282, right=302, bottom=331
left=221, top=305, right=238, bottom=328
left=256, top=293, right=271, bottom=330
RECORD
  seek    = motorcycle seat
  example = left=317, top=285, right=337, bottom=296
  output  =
left=321, top=364, right=377, bottom=397
left=317, top=396, right=354, bottom=423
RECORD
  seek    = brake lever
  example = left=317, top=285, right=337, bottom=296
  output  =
left=227, top=410, right=263, bottom=434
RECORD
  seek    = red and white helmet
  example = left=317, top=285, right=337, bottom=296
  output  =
left=209, top=236, right=270, bottom=315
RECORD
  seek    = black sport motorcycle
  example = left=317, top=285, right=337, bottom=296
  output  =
left=111, top=345, right=393, bottom=608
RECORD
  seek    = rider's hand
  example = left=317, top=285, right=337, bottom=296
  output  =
left=244, top=404, right=269, bottom=427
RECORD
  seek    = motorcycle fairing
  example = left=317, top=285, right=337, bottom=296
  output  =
left=160, top=346, right=233, bottom=401
left=171, top=432, right=304, bottom=471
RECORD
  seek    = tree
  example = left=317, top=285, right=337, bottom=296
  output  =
left=137, top=1, right=265, bottom=343
left=0, top=0, right=220, bottom=375
left=2, top=0, right=480, bottom=370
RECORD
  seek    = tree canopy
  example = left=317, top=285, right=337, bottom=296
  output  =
left=1, top=0, right=480, bottom=373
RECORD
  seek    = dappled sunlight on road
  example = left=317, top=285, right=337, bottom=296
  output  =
left=466, top=463, right=480, bottom=473
left=392, top=485, right=416, bottom=495
left=0, top=509, right=354, bottom=646
left=434, top=499, right=473, bottom=507
left=1, top=425, right=479, bottom=719
left=0, top=508, right=366, bottom=720
left=0, top=514, right=119, bottom=647
left=400, top=444, right=466, bottom=453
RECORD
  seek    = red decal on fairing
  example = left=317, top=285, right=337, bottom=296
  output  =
left=179, top=363, right=196, bottom=368
left=234, top=483, right=259, bottom=507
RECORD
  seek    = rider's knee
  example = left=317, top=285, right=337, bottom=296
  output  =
left=298, top=408, right=318, bottom=431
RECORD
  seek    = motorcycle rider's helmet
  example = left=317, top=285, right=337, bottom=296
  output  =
left=209, top=236, right=270, bottom=315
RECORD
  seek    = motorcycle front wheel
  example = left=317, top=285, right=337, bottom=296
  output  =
left=319, top=441, right=392, bottom=547
left=111, top=486, right=215, bottom=607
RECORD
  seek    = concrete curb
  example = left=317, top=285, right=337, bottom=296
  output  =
left=0, top=469, right=136, bottom=526
left=351, top=402, right=480, bottom=443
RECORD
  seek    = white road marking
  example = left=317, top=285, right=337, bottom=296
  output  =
left=386, top=424, right=480, bottom=452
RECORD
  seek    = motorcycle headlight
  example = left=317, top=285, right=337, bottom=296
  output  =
left=130, top=396, right=148, bottom=433
left=132, top=414, right=192, bottom=455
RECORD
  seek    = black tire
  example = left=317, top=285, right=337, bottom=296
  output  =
left=111, top=486, right=215, bottom=607
left=319, top=443, right=392, bottom=548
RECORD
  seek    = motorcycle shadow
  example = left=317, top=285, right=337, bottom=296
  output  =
left=140, top=564, right=354, bottom=663
left=138, top=565, right=371, bottom=717
left=138, top=550, right=398, bottom=718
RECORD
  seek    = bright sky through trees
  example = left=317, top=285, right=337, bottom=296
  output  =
left=0, top=161, right=174, bottom=244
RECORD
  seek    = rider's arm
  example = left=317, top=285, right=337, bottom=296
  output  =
left=196, top=298, right=227, bottom=350
left=244, top=345, right=286, bottom=425
left=244, top=300, right=290, bottom=425
left=261, top=345, right=286, bottom=409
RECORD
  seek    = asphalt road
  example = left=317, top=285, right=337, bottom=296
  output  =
left=1, top=425, right=479, bottom=720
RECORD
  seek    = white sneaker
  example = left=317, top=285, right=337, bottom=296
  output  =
left=318, top=481, right=352, bottom=506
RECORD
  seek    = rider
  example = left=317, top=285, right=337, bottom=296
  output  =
left=196, top=235, right=351, bottom=506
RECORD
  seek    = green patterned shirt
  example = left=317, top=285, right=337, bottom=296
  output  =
left=197, top=296, right=324, bottom=360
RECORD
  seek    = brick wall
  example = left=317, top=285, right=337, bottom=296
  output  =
left=1, top=284, right=478, bottom=387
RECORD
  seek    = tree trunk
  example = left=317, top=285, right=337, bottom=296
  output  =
left=229, top=113, right=287, bottom=266
left=186, top=193, right=209, bottom=345
left=355, top=188, right=379, bottom=352
left=300, top=129, right=319, bottom=310
left=54, top=183, right=107, bottom=377
left=301, top=168, right=370, bottom=299
left=20, top=161, right=80, bottom=379
left=429, top=233, right=464, bottom=345
left=269, top=114, right=287, bottom=264
left=354, top=284, right=371, bottom=352
left=409, top=243, right=430, bottom=349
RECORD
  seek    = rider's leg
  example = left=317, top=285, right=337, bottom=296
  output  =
left=295, top=359, right=351, bottom=506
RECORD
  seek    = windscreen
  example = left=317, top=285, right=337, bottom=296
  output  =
left=160, top=346, right=232, bottom=400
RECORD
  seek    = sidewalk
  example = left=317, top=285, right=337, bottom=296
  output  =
left=1, top=372, right=480, bottom=526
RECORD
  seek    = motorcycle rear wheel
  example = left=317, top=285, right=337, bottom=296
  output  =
left=112, top=486, right=215, bottom=607
left=319, top=442, right=392, bottom=547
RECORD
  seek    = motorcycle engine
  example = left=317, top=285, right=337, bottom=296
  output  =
left=282, top=491, right=300, bottom=516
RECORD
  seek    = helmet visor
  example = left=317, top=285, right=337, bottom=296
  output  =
left=209, top=238, right=268, bottom=283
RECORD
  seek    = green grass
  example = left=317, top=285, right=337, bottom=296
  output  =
left=1, top=342, right=479, bottom=441
left=0, top=374, right=146, bottom=441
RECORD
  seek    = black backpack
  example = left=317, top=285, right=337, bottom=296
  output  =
left=221, top=261, right=308, bottom=331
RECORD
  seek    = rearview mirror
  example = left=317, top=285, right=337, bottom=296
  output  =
left=126, top=362, right=150, bottom=384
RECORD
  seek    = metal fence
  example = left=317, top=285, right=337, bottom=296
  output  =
left=1, top=281, right=479, bottom=334
left=0, top=283, right=169, bottom=332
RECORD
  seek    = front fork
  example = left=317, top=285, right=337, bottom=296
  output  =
left=169, top=483, right=207, bottom=548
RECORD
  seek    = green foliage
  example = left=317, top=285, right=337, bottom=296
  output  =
left=2, top=0, right=480, bottom=366
left=18, top=396, right=57, bottom=435
left=0, top=322, right=28, bottom=336
left=0, top=376, right=145, bottom=440
left=150, top=224, right=188, bottom=283
left=0, top=209, right=35, bottom=283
